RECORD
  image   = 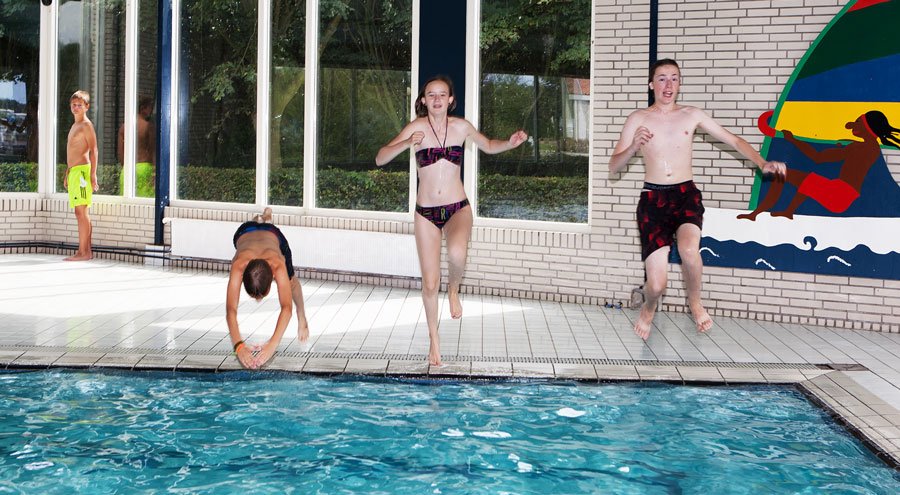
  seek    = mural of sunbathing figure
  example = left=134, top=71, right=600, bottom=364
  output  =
left=739, top=110, right=900, bottom=221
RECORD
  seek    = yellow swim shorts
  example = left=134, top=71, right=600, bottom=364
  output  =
left=136, top=162, right=154, bottom=198
left=67, top=164, right=92, bottom=208
left=118, top=162, right=154, bottom=197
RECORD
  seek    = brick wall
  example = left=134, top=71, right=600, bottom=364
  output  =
left=591, top=0, right=900, bottom=332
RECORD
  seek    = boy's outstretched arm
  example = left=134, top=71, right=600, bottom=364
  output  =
left=226, top=264, right=255, bottom=369
left=252, top=269, right=293, bottom=368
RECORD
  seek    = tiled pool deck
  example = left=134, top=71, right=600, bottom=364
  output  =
left=1, top=253, right=899, bottom=468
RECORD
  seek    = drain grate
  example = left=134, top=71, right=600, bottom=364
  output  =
left=0, top=345, right=858, bottom=371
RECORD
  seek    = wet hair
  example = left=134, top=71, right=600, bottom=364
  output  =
left=649, top=58, right=679, bottom=82
left=863, top=110, right=900, bottom=149
left=243, top=259, right=273, bottom=299
left=70, top=90, right=90, bottom=105
left=414, top=75, right=457, bottom=118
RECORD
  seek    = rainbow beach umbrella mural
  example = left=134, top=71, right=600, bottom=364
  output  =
left=696, top=0, right=900, bottom=279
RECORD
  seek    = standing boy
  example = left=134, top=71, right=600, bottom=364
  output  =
left=65, top=90, right=99, bottom=261
left=609, top=59, right=786, bottom=339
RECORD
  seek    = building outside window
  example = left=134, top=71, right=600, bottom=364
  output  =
left=0, top=0, right=40, bottom=193
left=478, top=0, right=590, bottom=223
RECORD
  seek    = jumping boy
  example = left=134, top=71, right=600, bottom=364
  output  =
left=609, top=59, right=786, bottom=339
left=227, top=208, right=309, bottom=369
left=64, top=90, right=99, bottom=262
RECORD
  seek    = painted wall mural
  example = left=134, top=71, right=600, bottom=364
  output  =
left=696, top=0, right=900, bottom=280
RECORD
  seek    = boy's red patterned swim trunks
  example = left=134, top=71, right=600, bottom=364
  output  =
left=636, top=180, right=704, bottom=260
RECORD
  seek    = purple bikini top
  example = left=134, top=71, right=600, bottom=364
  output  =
left=415, top=146, right=463, bottom=167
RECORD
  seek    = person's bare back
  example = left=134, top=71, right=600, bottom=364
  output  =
left=226, top=209, right=309, bottom=369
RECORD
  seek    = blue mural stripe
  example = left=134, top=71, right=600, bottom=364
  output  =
left=788, top=53, right=900, bottom=102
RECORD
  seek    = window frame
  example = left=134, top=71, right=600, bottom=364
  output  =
left=25, top=0, right=590, bottom=231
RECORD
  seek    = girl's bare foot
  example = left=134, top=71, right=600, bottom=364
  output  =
left=449, top=290, right=462, bottom=319
left=429, top=333, right=441, bottom=366
left=63, top=252, right=93, bottom=261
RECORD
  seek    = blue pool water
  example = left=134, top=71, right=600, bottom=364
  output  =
left=1, top=371, right=898, bottom=494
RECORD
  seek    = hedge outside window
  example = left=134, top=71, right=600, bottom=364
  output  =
left=177, top=0, right=257, bottom=203
left=0, top=0, right=39, bottom=193
left=315, top=0, right=411, bottom=212
left=56, top=0, right=125, bottom=197
left=478, top=0, right=590, bottom=223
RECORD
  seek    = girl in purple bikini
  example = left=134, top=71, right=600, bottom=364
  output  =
left=376, top=75, right=527, bottom=366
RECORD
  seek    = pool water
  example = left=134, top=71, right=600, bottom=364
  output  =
left=1, top=370, right=898, bottom=494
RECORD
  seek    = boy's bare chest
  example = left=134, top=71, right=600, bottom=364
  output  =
left=642, top=114, right=697, bottom=145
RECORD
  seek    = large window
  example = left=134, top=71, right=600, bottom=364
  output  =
left=119, top=0, right=159, bottom=199
left=0, top=0, right=40, bottom=193
left=269, top=0, right=306, bottom=207
left=316, top=0, right=411, bottom=212
left=479, top=0, right=590, bottom=223
left=56, top=0, right=125, bottom=196
left=178, top=0, right=257, bottom=203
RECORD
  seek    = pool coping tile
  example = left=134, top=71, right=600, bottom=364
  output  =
left=53, top=352, right=106, bottom=367
left=264, top=356, right=308, bottom=372
left=717, top=368, right=767, bottom=383
left=135, top=354, right=185, bottom=370
left=676, top=366, right=724, bottom=382
left=800, top=372, right=900, bottom=470
left=553, top=363, right=599, bottom=380
left=470, top=361, right=513, bottom=378
left=177, top=355, right=227, bottom=371
left=594, top=364, right=639, bottom=380
left=386, top=360, right=429, bottom=376
left=94, top=353, right=144, bottom=368
left=512, top=362, right=555, bottom=378
left=344, top=358, right=389, bottom=375
left=303, top=357, right=348, bottom=374
left=429, top=361, right=471, bottom=377
left=0, top=350, right=25, bottom=366
left=13, top=351, right=65, bottom=368
left=635, top=365, right=681, bottom=382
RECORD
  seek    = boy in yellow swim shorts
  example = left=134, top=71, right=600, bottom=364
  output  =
left=64, top=90, right=99, bottom=261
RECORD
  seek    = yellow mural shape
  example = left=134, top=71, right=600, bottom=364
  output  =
left=777, top=101, right=900, bottom=142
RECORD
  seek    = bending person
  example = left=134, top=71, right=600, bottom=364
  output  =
left=609, top=59, right=785, bottom=340
left=376, top=75, right=526, bottom=366
left=226, top=207, right=309, bottom=369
